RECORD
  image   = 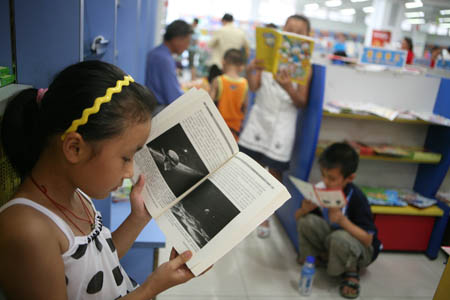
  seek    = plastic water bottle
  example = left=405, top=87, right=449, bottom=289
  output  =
left=299, top=256, right=315, bottom=296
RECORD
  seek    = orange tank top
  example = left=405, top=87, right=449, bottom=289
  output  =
left=217, top=75, right=248, bottom=139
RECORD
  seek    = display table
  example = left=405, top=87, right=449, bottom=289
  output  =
left=371, top=203, right=449, bottom=259
left=93, top=198, right=166, bottom=284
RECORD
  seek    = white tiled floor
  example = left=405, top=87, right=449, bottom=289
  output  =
left=156, top=216, right=447, bottom=300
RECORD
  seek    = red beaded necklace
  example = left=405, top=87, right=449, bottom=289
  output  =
left=30, top=175, right=94, bottom=235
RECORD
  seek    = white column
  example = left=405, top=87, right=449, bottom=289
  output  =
left=364, top=0, right=405, bottom=48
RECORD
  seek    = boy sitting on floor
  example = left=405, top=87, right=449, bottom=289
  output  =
left=295, top=142, right=382, bottom=299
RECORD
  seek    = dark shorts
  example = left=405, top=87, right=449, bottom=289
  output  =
left=239, top=145, right=290, bottom=172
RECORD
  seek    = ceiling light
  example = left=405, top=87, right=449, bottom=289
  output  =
left=405, top=11, right=424, bottom=18
left=407, top=18, right=425, bottom=24
left=439, top=17, right=450, bottom=23
left=325, top=0, right=342, bottom=8
left=304, top=3, right=319, bottom=10
left=439, top=23, right=450, bottom=28
left=440, top=9, right=450, bottom=15
left=363, top=6, right=374, bottom=13
left=405, top=1, right=423, bottom=9
left=350, top=0, right=369, bottom=2
left=341, top=8, right=356, bottom=15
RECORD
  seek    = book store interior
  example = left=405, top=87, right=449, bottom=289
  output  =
left=1, top=0, right=450, bottom=299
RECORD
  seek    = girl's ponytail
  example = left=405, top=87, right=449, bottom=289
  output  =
left=1, top=88, right=43, bottom=177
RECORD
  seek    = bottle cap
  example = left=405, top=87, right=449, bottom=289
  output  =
left=306, top=256, right=315, bottom=264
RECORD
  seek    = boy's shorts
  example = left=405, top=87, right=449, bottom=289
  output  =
left=239, top=145, right=290, bottom=172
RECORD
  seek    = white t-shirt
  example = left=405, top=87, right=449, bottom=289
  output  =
left=0, top=196, right=138, bottom=300
left=239, top=71, right=299, bottom=162
left=208, top=23, right=249, bottom=69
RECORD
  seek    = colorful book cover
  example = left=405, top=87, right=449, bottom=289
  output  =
left=256, top=27, right=314, bottom=86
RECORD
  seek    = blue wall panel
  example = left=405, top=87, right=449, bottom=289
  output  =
left=0, top=0, right=12, bottom=71
left=433, top=78, right=450, bottom=119
left=136, top=0, right=158, bottom=84
left=83, top=0, right=115, bottom=63
left=116, top=0, right=139, bottom=78
left=275, top=64, right=327, bottom=252
left=15, top=0, right=80, bottom=88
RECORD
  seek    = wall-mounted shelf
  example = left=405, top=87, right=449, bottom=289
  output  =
left=322, top=111, right=431, bottom=125
left=315, top=147, right=441, bottom=164
left=0, top=84, right=32, bottom=115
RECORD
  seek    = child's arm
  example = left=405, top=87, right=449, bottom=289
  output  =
left=328, top=208, right=373, bottom=247
left=275, top=69, right=312, bottom=108
left=0, top=208, right=69, bottom=299
left=111, top=175, right=151, bottom=259
left=295, top=199, right=318, bottom=220
left=241, top=86, right=249, bottom=115
left=246, top=59, right=264, bottom=92
left=209, top=77, right=219, bottom=104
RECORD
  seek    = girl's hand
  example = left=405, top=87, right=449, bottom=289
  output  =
left=247, top=59, right=265, bottom=72
left=275, top=69, right=292, bottom=91
left=129, top=174, right=151, bottom=222
left=145, top=248, right=195, bottom=296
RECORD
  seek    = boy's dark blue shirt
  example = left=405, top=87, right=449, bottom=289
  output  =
left=312, top=182, right=381, bottom=261
left=344, top=183, right=381, bottom=261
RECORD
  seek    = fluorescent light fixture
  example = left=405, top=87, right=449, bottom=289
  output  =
left=439, top=23, right=450, bottom=28
left=304, top=3, right=319, bottom=10
left=325, top=0, right=342, bottom=8
left=407, top=18, right=425, bottom=24
left=405, top=1, right=423, bottom=9
left=363, top=6, right=374, bottom=13
left=439, top=17, right=450, bottom=23
left=405, top=11, right=424, bottom=18
left=350, top=0, right=369, bottom=2
left=341, top=8, right=356, bottom=15
left=440, top=9, right=450, bottom=15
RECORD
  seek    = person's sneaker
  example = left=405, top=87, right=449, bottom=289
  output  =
left=257, top=224, right=270, bottom=238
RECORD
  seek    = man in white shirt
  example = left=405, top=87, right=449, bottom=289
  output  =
left=207, top=13, right=250, bottom=82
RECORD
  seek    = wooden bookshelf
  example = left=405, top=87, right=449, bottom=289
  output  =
left=315, top=147, right=441, bottom=164
left=322, top=111, right=431, bottom=125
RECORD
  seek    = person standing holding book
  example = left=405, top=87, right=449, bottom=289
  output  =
left=294, top=143, right=381, bottom=299
left=238, top=14, right=313, bottom=238
left=209, top=49, right=249, bottom=141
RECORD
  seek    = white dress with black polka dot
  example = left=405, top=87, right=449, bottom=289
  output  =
left=0, top=197, right=138, bottom=300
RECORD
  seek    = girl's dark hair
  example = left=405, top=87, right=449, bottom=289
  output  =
left=1, top=60, right=156, bottom=178
left=287, top=14, right=311, bottom=34
left=318, top=142, right=359, bottom=178
left=404, top=37, right=413, bottom=51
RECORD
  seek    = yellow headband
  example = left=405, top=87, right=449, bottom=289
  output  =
left=61, top=75, right=135, bottom=141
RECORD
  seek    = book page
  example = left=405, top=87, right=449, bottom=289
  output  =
left=289, top=176, right=320, bottom=206
left=155, top=152, right=291, bottom=276
left=273, top=31, right=314, bottom=85
left=133, top=88, right=239, bottom=218
left=289, top=176, right=346, bottom=208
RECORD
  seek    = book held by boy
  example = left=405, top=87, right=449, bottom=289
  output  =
left=289, top=176, right=347, bottom=208
left=255, top=27, right=314, bottom=85
left=132, top=88, right=291, bottom=276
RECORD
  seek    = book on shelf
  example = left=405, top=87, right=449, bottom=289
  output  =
left=255, top=27, right=314, bottom=85
left=289, top=176, right=347, bottom=208
left=132, top=88, right=291, bottom=276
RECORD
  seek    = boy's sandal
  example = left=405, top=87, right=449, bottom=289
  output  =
left=340, top=272, right=360, bottom=299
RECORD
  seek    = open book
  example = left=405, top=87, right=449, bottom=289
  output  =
left=289, top=176, right=347, bottom=208
left=255, top=27, right=314, bottom=85
left=133, top=88, right=291, bottom=276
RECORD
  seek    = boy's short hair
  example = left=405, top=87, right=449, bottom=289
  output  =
left=164, top=20, right=193, bottom=41
left=318, top=142, right=359, bottom=178
left=222, top=13, right=234, bottom=22
left=287, top=14, right=311, bottom=34
left=223, top=49, right=245, bottom=66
